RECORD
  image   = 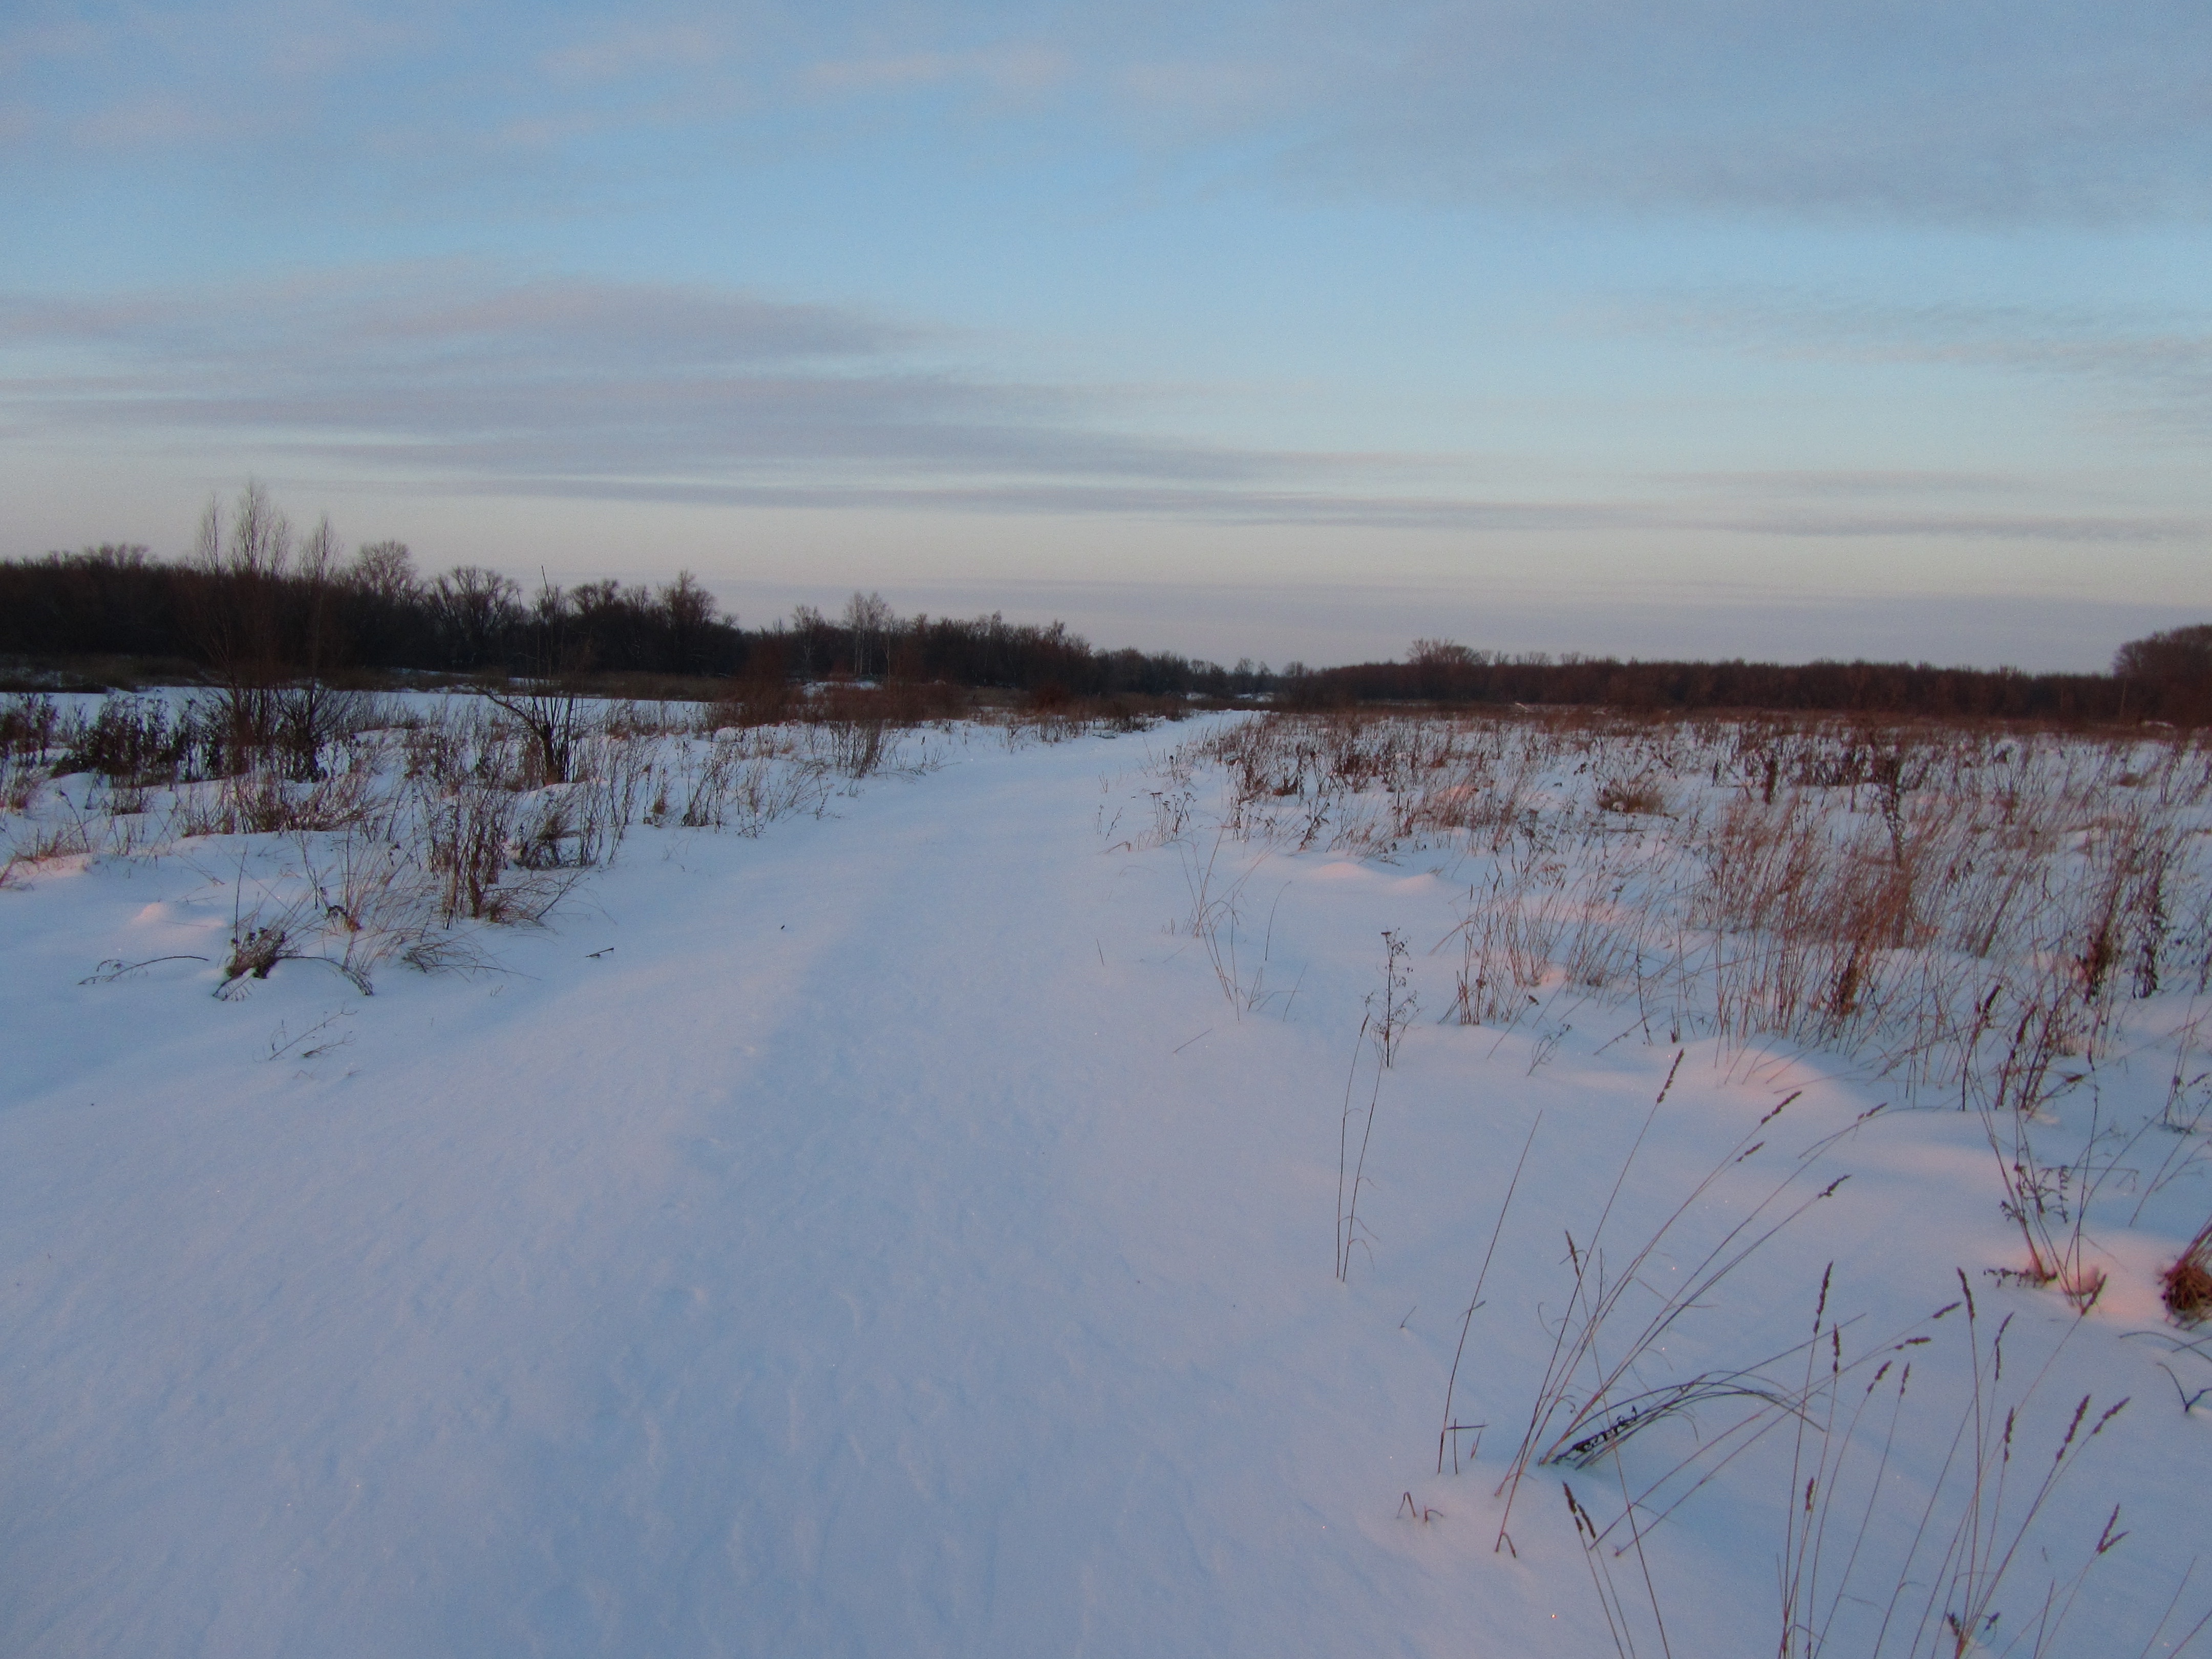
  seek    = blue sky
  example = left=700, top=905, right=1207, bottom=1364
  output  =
left=4, top=1, right=2209, bottom=668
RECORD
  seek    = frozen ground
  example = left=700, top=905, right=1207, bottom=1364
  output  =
left=3, top=708, right=2209, bottom=1657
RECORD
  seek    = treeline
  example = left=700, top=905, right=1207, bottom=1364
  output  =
left=9, top=489, right=2208, bottom=722
left=0, top=491, right=1273, bottom=699
left=1281, top=638, right=2212, bottom=724
left=0, top=540, right=751, bottom=678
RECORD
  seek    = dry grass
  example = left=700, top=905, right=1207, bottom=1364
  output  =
left=2, top=676, right=1097, bottom=997
left=0, top=684, right=1004, bottom=990
left=1181, top=710, right=2212, bottom=1125
left=1487, top=1061, right=1846, bottom=1551
left=1156, top=708, right=2212, bottom=1654
left=1556, top=1263, right=2142, bottom=1659
left=2168, top=1221, right=2212, bottom=1324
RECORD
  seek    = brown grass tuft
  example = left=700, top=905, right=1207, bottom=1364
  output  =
left=2167, top=1220, right=2212, bottom=1323
left=1595, top=776, right=1666, bottom=815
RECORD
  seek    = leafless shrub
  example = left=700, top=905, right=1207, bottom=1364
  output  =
left=297, top=831, right=447, bottom=987
left=568, top=736, right=654, bottom=858
left=477, top=686, right=583, bottom=784
left=2, top=781, right=141, bottom=865
left=267, top=684, right=381, bottom=780
left=426, top=783, right=515, bottom=922
left=166, top=760, right=382, bottom=839
left=214, top=870, right=332, bottom=998
left=53, top=695, right=207, bottom=784
left=400, top=715, right=472, bottom=789
left=512, top=772, right=635, bottom=869
left=1137, top=776, right=1197, bottom=848
left=92, top=775, right=153, bottom=817
left=701, top=678, right=795, bottom=731
left=2, top=753, right=41, bottom=815
left=412, top=778, right=583, bottom=926
left=600, top=698, right=690, bottom=739
left=678, top=732, right=827, bottom=833
left=0, top=692, right=61, bottom=760
left=209, top=833, right=444, bottom=997
left=4, top=814, right=98, bottom=865
left=513, top=791, right=584, bottom=869
left=810, top=716, right=888, bottom=778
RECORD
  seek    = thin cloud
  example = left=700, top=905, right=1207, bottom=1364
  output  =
left=4, top=266, right=2198, bottom=544
left=1266, top=0, right=2212, bottom=224
left=0, top=268, right=912, bottom=369
left=67, top=94, right=264, bottom=147
left=9, top=1, right=2205, bottom=226
left=542, top=24, right=728, bottom=86
left=806, top=45, right=1069, bottom=97
left=1663, top=470, right=2025, bottom=501
left=1622, top=288, right=2212, bottom=433
left=1705, top=510, right=2184, bottom=545
left=385, top=474, right=2195, bottom=544
left=0, top=266, right=1292, bottom=489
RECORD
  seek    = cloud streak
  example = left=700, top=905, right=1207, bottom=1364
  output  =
left=7, top=1, right=2207, bottom=226
left=2, top=264, right=2200, bottom=550
left=1302, top=0, right=2212, bottom=224
left=1628, top=287, right=2212, bottom=433
left=0, top=265, right=1293, bottom=490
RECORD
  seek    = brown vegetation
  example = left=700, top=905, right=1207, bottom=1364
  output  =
left=2168, top=1221, right=2212, bottom=1324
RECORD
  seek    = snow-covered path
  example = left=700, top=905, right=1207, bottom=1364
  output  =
left=6, top=723, right=2206, bottom=1657
left=2, top=733, right=1470, bottom=1656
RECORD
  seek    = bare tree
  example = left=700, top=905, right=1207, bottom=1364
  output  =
left=179, top=485, right=366, bottom=777
left=2115, top=624, right=2212, bottom=682
left=429, top=566, right=524, bottom=668
left=186, top=482, right=292, bottom=702
left=274, top=515, right=365, bottom=777
left=1410, top=638, right=1485, bottom=669
left=347, top=540, right=418, bottom=605
left=660, top=571, right=719, bottom=673
left=478, top=573, right=587, bottom=784
left=842, top=589, right=894, bottom=678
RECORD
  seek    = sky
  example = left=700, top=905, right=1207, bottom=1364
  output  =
left=3, top=1, right=2209, bottom=670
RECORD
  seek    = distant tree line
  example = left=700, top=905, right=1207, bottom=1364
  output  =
left=7, top=488, right=2208, bottom=721
left=1278, top=635, right=2212, bottom=724
left=0, top=488, right=1273, bottom=699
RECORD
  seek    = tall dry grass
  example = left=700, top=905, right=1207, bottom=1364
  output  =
left=2, top=682, right=1109, bottom=987
left=1185, top=710, right=2212, bottom=1118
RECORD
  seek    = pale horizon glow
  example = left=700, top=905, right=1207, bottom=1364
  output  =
left=4, top=2, right=2209, bottom=671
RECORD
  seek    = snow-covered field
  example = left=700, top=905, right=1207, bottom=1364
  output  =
left=3, top=694, right=2209, bottom=1657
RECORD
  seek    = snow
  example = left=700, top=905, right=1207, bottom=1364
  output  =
left=3, top=710, right=2208, bottom=1656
